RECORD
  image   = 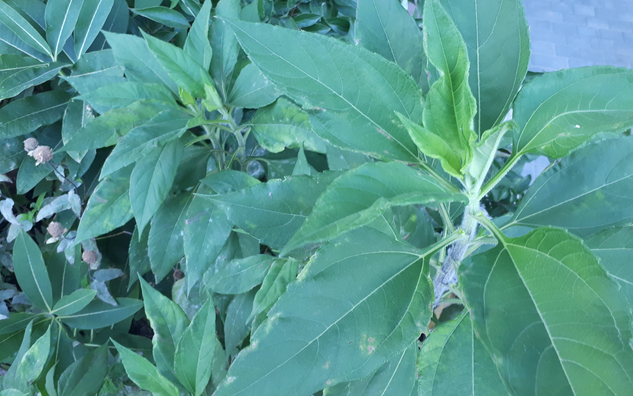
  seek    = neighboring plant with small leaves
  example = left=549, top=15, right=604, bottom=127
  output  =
left=1, top=0, right=633, bottom=395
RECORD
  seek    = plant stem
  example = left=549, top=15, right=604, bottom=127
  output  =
left=432, top=198, right=480, bottom=307
left=477, top=152, right=522, bottom=200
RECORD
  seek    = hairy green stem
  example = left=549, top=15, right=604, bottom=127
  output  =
left=477, top=152, right=523, bottom=200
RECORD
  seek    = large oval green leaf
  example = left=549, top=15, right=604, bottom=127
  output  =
left=514, top=67, right=633, bottom=158
left=508, top=138, right=633, bottom=235
left=441, top=0, right=530, bottom=134
left=356, top=0, right=428, bottom=92
left=0, top=90, right=71, bottom=139
left=283, top=162, right=467, bottom=253
left=208, top=172, right=339, bottom=251
left=417, top=311, right=507, bottom=395
left=222, top=19, right=423, bottom=162
left=214, top=227, right=436, bottom=396
left=460, top=227, right=633, bottom=395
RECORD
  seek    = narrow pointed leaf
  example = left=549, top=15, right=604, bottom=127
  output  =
left=417, top=311, right=507, bottom=395
left=76, top=82, right=176, bottom=113
left=174, top=300, right=216, bottom=396
left=460, top=227, right=633, bottom=395
left=184, top=0, right=212, bottom=70
left=284, top=162, right=467, bottom=253
left=57, top=344, right=108, bottom=396
left=0, top=2, right=52, bottom=58
left=214, top=228, right=436, bottom=396
left=45, top=0, right=84, bottom=57
left=13, top=231, right=53, bottom=312
left=514, top=67, right=633, bottom=158
left=131, top=139, right=184, bottom=236
left=0, top=90, right=71, bottom=139
left=139, top=277, right=189, bottom=382
left=112, top=340, right=180, bottom=396
left=132, top=6, right=190, bottom=29
left=59, top=298, right=143, bottom=329
left=223, top=19, right=423, bottom=162
left=75, top=165, right=133, bottom=243
left=249, top=258, right=298, bottom=321
left=74, top=0, right=115, bottom=58
left=143, top=31, right=211, bottom=97
left=149, top=193, right=192, bottom=282
left=441, top=0, right=530, bottom=134
left=0, top=56, right=65, bottom=100
left=104, top=32, right=178, bottom=93
left=51, top=289, right=97, bottom=316
left=6, top=325, right=51, bottom=391
left=421, top=0, right=477, bottom=173
left=100, top=109, right=191, bottom=178
left=211, top=0, right=241, bottom=98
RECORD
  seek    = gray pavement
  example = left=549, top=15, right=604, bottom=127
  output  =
left=524, top=0, right=633, bottom=71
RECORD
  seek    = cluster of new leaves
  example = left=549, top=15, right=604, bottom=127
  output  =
left=1, top=0, right=633, bottom=395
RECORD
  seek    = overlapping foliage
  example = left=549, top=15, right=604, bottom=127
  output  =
left=1, top=0, right=633, bottom=395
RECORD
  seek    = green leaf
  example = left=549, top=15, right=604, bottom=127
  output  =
left=207, top=254, right=274, bottom=294
left=128, top=225, right=151, bottom=290
left=355, top=0, right=428, bottom=92
left=62, top=49, right=125, bottom=93
left=248, top=97, right=326, bottom=153
left=75, top=165, right=133, bottom=243
left=325, top=341, right=417, bottom=396
left=139, top=277, right=189, bottom=382
left=585, top=226, right=633, bottom=306
left=207, top=172, right=339, bottom=250
left=199, top=169, right=260, bottom=193
left=59, top=298, right=143, bottom=329
left=174, top=300, right=216, bottom=396
left=460, top=227, right=633, bottom=395
left=440, top=0, right=530, bottom=134
left=224, top=288, right=257, bottom=357
left=104, top=32, right=178, bottom=93
left=74, top=0, right=115, bottom=58
left=249, top=258, right=298, bottom=321
left=149, top=192, right=192, bottom=282
left=100, top=108, right=191, bottom=178
left=0, top=2, right=52, bottom=59
left=227, top=63, right=281, bottom=108
left=284, top=162, right=467, bottom=253
left=132, top=6, right=190, bottom=29
left=417, top=311, right=507, bottom=396
left=509, top=138, right=633, bottom=235
left=183, top=0, right=212, bottom=70
left=112, top=340, right=180, bottom=396
left=3, top=324, right=51, bottom=391
left=51, top=289, right=97, bottom=316
left=214, top=228, right=435, bottom=396
left=420, top=0, right=477, bottom=174
left=45, top=0, right=83, bottom=57
left=183, top=187, right=233, bottom=294
left=57, top=344, right=108, bottom=396
left=131, top=139, right=184, bottom=236
left=75, top=82, right=176, bottom=114
left=0, top=56, right=65, bottom=100
left=13, top=231, right=53, bottom=312
left=142, top=30, right=211, bottom=98
left=326, top=145, right=370, bottom=171
left=211, top=0, right=241, bottom=99
left=61, top=99, right=94, bottom=162
left=0, top=90, right=71, bottom=139
left=514, top=67, right=633, bottom=158
left=16, top=149, right=64, bottom=194
left=223, top=19, right=423, bottom=162
left=61, top=100, right=171, bottom=153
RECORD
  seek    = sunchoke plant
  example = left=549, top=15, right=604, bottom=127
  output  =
left=1, top=0, right=633, bottom=394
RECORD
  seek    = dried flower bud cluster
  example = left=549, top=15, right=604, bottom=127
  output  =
left=32, top=146, right=53, bottom=165
left=23, top=138, right=39, bottom=151
left=47, top=222, right=65, bottom=238
left=82, top=250, right=99, bottom=265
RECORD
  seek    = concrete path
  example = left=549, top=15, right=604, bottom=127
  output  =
left=524, top=0, right=633, bottom=71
